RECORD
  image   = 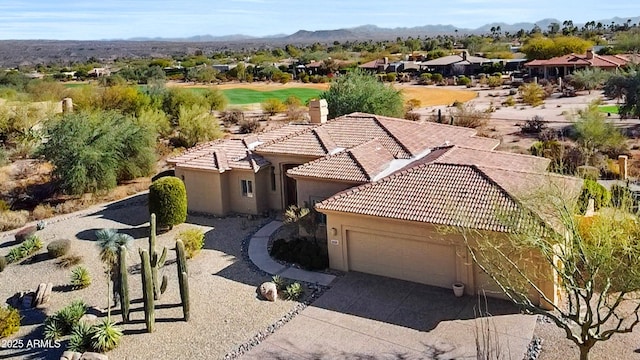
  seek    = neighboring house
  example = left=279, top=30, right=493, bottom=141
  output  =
left=169, top=103, right=581, bottom=308
left=419, top=51, right=491, bottom=76
left=88, top=67, right=110, bottom=77
left=525, top=49, right=633, bottom=79
left=359, top=58, right=391, bottom=73
left=211, top=64, right=237, bottom=73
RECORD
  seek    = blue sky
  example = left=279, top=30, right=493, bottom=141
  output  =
left=0, top=0, right=638, bottom=40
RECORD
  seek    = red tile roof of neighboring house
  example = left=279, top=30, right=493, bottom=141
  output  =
left=525, top=52, right=631, bottom=68
left=316, top=162, right=581, bottom=233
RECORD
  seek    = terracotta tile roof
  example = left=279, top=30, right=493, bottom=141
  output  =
left=287, top=139, right=395, bottom=183
left=435, top=146, right=550, bottom=172
left=455, top=136, right=500, bottom=150
left=525, top=53, right=631, bottom=68
left=317, top=162, right=581, bottom=233
left=168, top=124, right=313, bottom=172
left=317, top=163, right=523, bottom=232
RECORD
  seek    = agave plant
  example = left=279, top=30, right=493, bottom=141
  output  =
left=70, top=266, right=92, bottom=289
left=91, top=319, right=123, bottom=352
left=284, top=282, right=304, bottom=301
left=68, top=321, right=94, bottom=353
left=43, top=317, right=63, bottom=341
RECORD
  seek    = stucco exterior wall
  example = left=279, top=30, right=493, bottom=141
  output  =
left=228, top=170, right=259, bottom=214
left=257, top=153, right=320, bottom=210
left=295, top=178, right=356, bottom=208
left=320, top=210, right=557, bottom=309
left=175, top=167, right=226, bottom=215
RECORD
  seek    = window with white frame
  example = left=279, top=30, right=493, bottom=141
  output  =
left=241, top=179, right=254, bottom=197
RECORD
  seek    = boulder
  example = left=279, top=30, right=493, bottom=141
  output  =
left=79, top=352, right=108, bottom=360
left=60, top=351, right=82, bottom=360
left=39, top=283, right=53, bottom=307
left=34, top=283, right=47, bottom=307
left=259, top=282, right=278, bottom=302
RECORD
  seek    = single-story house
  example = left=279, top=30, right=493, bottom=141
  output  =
left=525, top=49, right=633, bottom=79
left=168, top=102, right=581, bottom=308
left=419, top=51, right=491, bottom=76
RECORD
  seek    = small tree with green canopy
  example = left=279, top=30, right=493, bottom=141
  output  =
left=567, top=68, right=611, bottom=94
left=38, top=110, right=156, bottom=195
left=176, top=105, right=223, bottom=148
left=148, top=177, right=187, bottom=229
left=320, top=69, right=404, bottom=119
left=604, top=70, right=640, bottom=119
left=571, top=102, right=627, bottom=165
left=453, top=182, right=640, bottom=360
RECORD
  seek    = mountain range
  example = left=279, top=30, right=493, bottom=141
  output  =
left=123, top=16, right=640, bottom=43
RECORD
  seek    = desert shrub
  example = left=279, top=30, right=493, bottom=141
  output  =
left=176, top=104, right=223, bottom=148
left=176, top=228, right=205, bottom=259
left=457, top=76, right=472, bottom=86
left=520, top=83, right=546, bottom=106
left=0, top=210, right=27, bottom=232
left=238, top=118, right=260, bottom=134
left=284, top=95, right=302, bottom=107
left=38, top=110, right=156, bottom=194
left=91, top=319, right=123, bottom=353
left=431, top=73, right=444, bottom=84
left=405, top=98, right=421, bottom=111
left=487, top=76, right=502, bottom=88
left=0, top=306, right=20, bottom=338
left=611, top=184, right=636, bottom=209
left=148, top=177, right=187, bottom=228
left=404, top=111, right=421, bottom=121
left=385, top=72, right=397, bottom=82
left=285, top=106, right=306, bottom=122
left=32, top=204, right=55, bottom=220
left=67, top=321, right=93, bottom=353
left=49, top=300, right=86, bottom=336
left=14, top=225, right=36, bottom=242
left=502, top=96, right=516, bottom=107
left=0, top=256, right=6, bottom=272
left=538, top=128, right=558, bottom=141
left=271, top=275, right=286, bottom=291
left=520, top=115, right=547, bottom=134
left=56, top=254, right=83, bottom=269
left=602, top=159, right=621, bottom=180
left=449, top=103, right=490, bottom=128
left=70, top=266, right=91, bottom=289
left=577, top=165, right=600, bottom=180
left=419, top=73, right=433, bottom=84
left=47, top=239, right=71, bottom=258
left=578, top=179, right=610, bottom=213
left=220, top=109, right=244, bottom=125
left=261, top=98, right=286, bottom=115
left=270, top=238, right=329, bottom=270
left=5, top=247, right=23, bottom=264
left=6, top=234, right=43, bottom=263
left=284, top=282, right=304, bottom=301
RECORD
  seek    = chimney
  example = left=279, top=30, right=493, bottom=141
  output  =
left=586, top=49, right=594, bottom=60
left=619, top=155, right=628, bottom=180
left=383, top=57, right=388, bottom=64
left=309, top=99, right=328, bottom=124
left=62, top=97, right=73, bottom=113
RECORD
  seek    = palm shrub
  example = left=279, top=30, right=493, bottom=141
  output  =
left=0, top=306, right=20, bottom=338
left=70, top=266, right=92, bottom=289
left=176, top=228, right=205, bottom=259
left=95, top=229, right=133, bottom=320
left=148, top=177, right=187, bottom=228
left=91, top=319, right=123, bottom=352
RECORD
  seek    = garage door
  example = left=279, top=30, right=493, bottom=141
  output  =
left=346, top=230, right=457, bottom=288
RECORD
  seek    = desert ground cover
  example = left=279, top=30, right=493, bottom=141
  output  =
left=0, top=195, right=301, bottom=359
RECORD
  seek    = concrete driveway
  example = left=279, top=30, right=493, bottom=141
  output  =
left=242, top=272, right=536, bottom=359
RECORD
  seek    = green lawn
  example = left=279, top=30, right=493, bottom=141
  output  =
left=221, top=88, right=323, bottom=105
left=598, top=105, right=619, bottom=114
left=63, top=83, right=90, bottom=88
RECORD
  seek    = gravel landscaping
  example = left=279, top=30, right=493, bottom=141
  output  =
left=0, top=193, right=304, bottom=359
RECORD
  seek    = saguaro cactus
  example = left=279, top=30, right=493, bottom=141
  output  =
left=175, top=239, right=189, bottom=321
left=149, top=213, right=168, bottom=300
left=139, top=249, right=155, bottom=333
left=118, top=245, right=130, bottom=323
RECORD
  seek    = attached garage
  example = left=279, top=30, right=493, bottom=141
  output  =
left=346, top=230, right=458, bottom=288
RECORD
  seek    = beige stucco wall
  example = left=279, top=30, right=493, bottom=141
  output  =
left=176, top=167, right=226, bottom=215
left=294, top=178, right=357, bottom=208
left=228, top=170, right=259, bottom=215
left=319, top=210, right=557, bottom=309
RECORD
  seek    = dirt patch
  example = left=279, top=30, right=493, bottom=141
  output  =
left=397, top=84, right=478, bottom=107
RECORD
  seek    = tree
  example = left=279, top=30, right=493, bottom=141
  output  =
left=176, top=105, right=223, bottom=148
left=567, top=68, right=611, bottom=93
left=320, top=69, right=404, bottom=119
left=521, top=36, right=593, bottom=60
left=572, top=102, right=627, bottom=165
left=38, top=110, right=156, bottom=194
left=604, top=71, right=640, bottom=118
left=95, top=228, right=132, bottom=320
left=455, top=184, right=640, bottom=360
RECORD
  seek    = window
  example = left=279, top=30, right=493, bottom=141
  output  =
left=241, top=180, right=254, bottom=198
left=270, top=166, right=276, bottom=191
left=309, top=197, right=327, bottom=225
